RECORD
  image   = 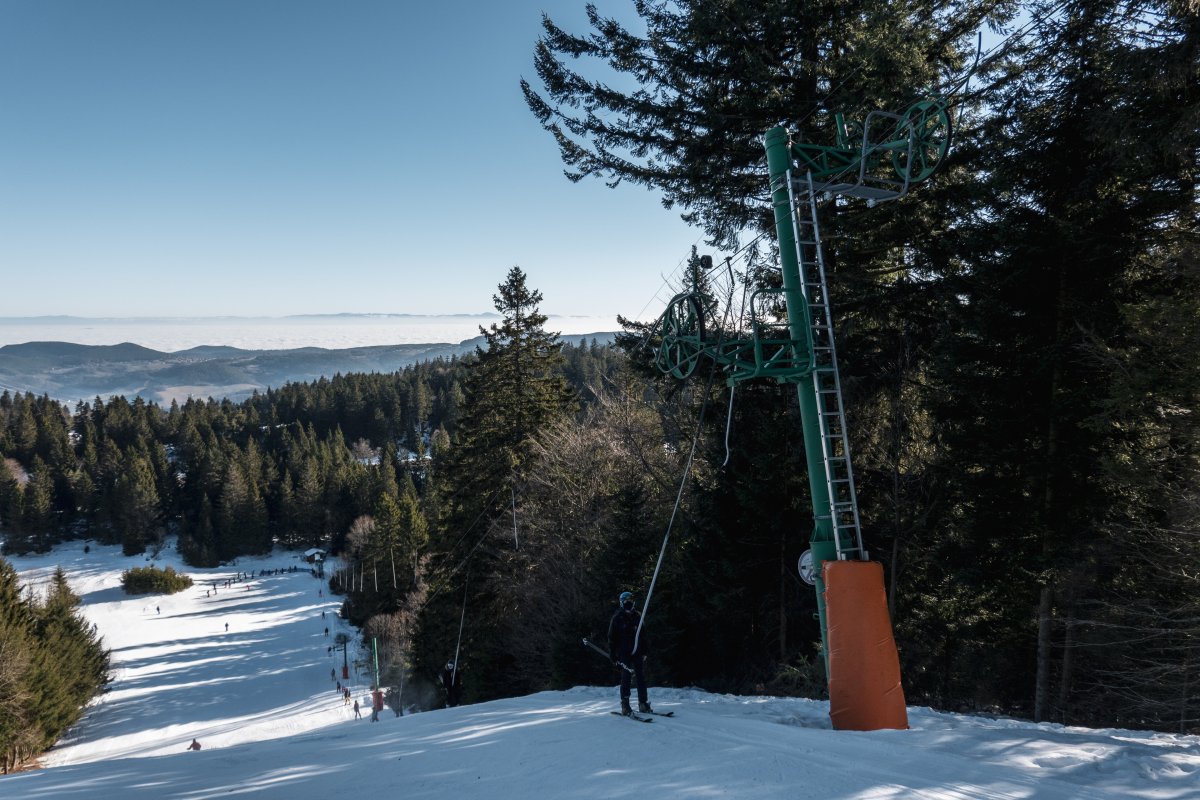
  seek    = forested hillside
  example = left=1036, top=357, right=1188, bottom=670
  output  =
left=0, top=335, right=619, bottom=564
left=0, top=0, right=1195, bottom=744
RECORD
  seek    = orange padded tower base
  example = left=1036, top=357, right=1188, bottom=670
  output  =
left=824, top=560, right=908, bottom=731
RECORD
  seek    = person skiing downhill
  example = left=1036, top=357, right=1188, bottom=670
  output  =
left=608, top=590, right=653, bottom=715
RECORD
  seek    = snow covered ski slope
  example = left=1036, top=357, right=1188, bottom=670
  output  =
left=3, top=540, right=1198, bottom=799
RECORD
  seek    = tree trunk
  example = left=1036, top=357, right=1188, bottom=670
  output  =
left=1034, top=584, right=1054, bottom=722
left=1035, top=262, right=1067, bottom=724
left=1057, top=606, right=1074, bottom=721
left=1180, top=650, right=1191, bottom=735
left=889, top=533, right=900, bottom=616
left=779, top=528, right=787, bottom=660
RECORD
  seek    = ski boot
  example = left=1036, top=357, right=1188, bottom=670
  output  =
left=638, top=701, right=654, bottom=714
left=620, top=698, right=633, bottom=716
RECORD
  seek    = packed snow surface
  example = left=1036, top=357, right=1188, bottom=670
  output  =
left=3, top=541, right=1198, bottom=799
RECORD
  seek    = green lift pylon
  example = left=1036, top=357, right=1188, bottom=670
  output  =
left=652, top=97, right=951, bottom=729
left=763, top=128, right=868, bottom=677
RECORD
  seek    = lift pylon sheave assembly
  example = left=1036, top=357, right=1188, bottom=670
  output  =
left=791, top=97, right=951, bottom=205
left=653, top=285, right=817, bottom=385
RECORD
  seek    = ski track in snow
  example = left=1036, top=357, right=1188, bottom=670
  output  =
left=2, top=539, right=1198, bottom=800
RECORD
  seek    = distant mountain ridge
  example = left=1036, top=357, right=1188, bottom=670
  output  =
left=0, top=312, right=506, bottom=321
left=0, top=332, right=617, bottom=405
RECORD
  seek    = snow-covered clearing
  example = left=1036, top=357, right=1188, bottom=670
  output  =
left=3, top=540, right=1198, bottom=799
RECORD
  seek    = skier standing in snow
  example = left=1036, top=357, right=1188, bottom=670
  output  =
left=608, top=591, right=653, bottom=716
left=441, top=660, right=463, bottom=708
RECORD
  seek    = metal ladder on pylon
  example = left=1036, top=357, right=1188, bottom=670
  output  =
left=787, top=170, right=867, bottom=561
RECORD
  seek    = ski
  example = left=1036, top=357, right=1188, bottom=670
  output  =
left=642, top=710, right=674, bottom=717
left=611, top=711, right=653, bottom=723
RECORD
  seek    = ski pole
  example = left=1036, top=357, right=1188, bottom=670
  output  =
left=582, top=638, right=634, bottom=673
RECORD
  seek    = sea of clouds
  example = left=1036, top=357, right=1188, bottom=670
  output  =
left=0, top=314, right=620, bottom=352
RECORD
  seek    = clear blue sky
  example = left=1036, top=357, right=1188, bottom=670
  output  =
left=0, top=1, right=706, bottom=320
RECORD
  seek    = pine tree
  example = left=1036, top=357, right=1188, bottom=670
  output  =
left=22, top=456, right=55, bottom=553
left=0, top=559, right=108, bottom=772
left=420, top=267, right=576, bottom=698
left=115, top=450, right=162, bottom=556
left=440, top=267, right=576, bottom=528
left=522, top=0, right=998, bottom=247
left=11, top=399, right=37, bottom=462
left=0, top=557, right=35, bottom=772
left=215, top=459, right=268, bottom=559
left=276, top=469, right=299, bottom=547
left=394, top=484, right=428, bottom=587
left=294, top=456, right=325, bottom=548
left=0, top=457, right=25, bottom=552
left=33, top=568, right=109, bottom=743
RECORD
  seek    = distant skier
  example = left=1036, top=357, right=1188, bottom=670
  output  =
left=324, top=627, right=329, bottom=637
left=187, top=738, right=201, bottom=751
left=440, top=661, right=463, bottom=708
left=608, top=590, right=653, bottom=716
left=353, top=699, right=361, bottom=719
left=371, top=690, right=384, bottom=722
left=156, top=605, right=160, bottom=614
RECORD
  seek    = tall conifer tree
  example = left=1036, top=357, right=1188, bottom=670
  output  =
left=421, top=267, right=576, bottom=699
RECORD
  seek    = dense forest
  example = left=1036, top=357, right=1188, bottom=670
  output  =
left=0, top=335, right=621, bottom=566
left=0, top=0, right=1195, bottom=761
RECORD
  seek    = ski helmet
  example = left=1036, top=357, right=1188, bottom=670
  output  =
left=618, top=591, right=633, bottom=605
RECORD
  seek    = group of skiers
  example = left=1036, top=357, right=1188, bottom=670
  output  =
left=187, top=583, right=653, bottom=756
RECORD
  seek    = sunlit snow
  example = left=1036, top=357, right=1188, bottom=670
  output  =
left=3, top=540, right=1197, bottom=799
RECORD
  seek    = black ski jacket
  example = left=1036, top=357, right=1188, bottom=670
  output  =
left=608, top=607, right=646, bottom=662
left=441, top=667, right=462, bottom=706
